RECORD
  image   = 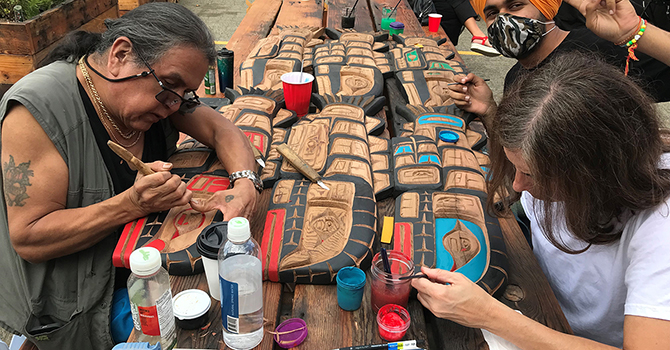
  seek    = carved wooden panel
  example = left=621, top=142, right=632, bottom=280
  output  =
left=112, top=144, right=228, bottom=276
left=390, top=107, right=509, bottom=296
left=261, top=98, right=390, bottom=284
left=239, top=27, right=322, bottom=91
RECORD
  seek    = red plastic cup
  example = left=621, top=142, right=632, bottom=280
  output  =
left=281, top=72, right=314, bottom=117
left=428, top=13, right=442, bottom=33
left=377, top=304, right=411, bottom=341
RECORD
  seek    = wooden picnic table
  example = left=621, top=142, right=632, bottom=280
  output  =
left=134, top=0, right=573, bottom=349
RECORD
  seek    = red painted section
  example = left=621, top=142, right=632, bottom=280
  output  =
left=113, top=217, right=147, bottom=268
left=146, top=239, right=166, bottom=252
left=187, top=175, right=230, bottom=192
left=393, top=222, right=413, bottom=258
left=245, top=131, right=266, bottom=152
left=113, top=222, right=135, bottom=268
left=261, top=209, right=286, bottom=281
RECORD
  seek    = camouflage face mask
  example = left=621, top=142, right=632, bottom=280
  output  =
left=487, top=13, right=556, bottom=59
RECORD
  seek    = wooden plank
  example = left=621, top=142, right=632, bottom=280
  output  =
left=118, top=0, right=151, bottom=12
left=327, top=0, right=375, bottom=33
left=0, top=0, right=117, bottom=55
left=0, top=5, right=117, bottom=84
left=226, top=0, right=282, bottom=90
left=273, top=0, right=324, bottom=30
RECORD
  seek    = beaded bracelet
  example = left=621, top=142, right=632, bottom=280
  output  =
left=616, top=17, right=646, bottom=47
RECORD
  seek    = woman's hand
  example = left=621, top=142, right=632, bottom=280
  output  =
left=565, top=0, right=640, bottom=43
left=127, top=161, right=193, bottom=216
left=190, top=178, right=258, bottom=220
left=447, top=73, right=496, bottom=118
left=412, top=266, right=498, bottom=329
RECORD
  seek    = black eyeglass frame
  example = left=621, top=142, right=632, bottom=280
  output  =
left=83, top=54, right=201, bottom=113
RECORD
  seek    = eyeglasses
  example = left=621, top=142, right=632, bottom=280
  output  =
left=84, top=54, right=201, bottom=113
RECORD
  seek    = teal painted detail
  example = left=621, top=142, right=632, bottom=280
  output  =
left=435, top=218, right=488, bottom=283
left=417, top=114, right=464, bottom=128
left=429, top=62, right=454, bottom=71
left=418, top=155, right=440, bottom=164
left=394, top=145, right=413, bottom=155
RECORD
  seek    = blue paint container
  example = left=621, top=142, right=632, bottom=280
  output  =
left=336, top=266, right=366, bottom=311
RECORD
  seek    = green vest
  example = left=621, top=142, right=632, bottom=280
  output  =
left=0, top=61, right=178, bottom=349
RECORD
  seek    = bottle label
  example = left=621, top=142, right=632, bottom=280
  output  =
left=131, top=289, right=176, bottom=339
left=137, top=305, right=160, bottom=336
left=220, top=276, right=239, bottom=334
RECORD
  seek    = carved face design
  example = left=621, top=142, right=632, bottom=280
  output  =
left=338, top=66, right=374, bottom=96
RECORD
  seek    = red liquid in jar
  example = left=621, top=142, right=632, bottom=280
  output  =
left=378, top=312, right=407, bottom=341
left=370, top=278, right=411, bottom=313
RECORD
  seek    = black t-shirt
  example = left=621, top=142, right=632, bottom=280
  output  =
left=504, top=28, right=670, bottom=102
left=77, top=80, right=168, bottom=194
left=77, top=80, right=168, bottom=289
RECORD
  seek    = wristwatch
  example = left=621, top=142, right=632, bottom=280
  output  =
left=229, top=170, right=263, bottom=193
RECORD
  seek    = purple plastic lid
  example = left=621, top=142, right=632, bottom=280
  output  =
left=274, top=318, right=308, bottom=348
left=390, top=21, right=405, bottom=29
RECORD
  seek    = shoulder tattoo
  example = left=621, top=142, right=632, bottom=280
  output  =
left=3, top=155, right=34, bottom=207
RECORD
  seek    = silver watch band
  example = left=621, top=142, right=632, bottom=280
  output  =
left=229, top=170, right=263, bottom=192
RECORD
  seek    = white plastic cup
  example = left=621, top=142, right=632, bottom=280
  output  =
left=202, top=256, right=220, bottom=301
left=196, top=222, right=228, bottom=301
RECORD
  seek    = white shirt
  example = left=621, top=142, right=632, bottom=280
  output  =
left=521, top=154, right=670, bottom=347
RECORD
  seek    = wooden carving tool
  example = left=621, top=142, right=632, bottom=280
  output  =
left=107, top=140, right=155, bottom=176
left=276, top=143, right=330, bottom=190
left=249, top=140, right=265, bottom=168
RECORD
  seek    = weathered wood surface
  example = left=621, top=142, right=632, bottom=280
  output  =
left=0, top=5, right=118, bottom=84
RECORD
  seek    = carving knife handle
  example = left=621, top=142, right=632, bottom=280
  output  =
left=276, top=143, right=322, bottom=183
left=107, top=140, right=155, bottom=176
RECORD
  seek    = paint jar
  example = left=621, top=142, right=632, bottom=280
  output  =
left=273, top=318, right=308, bottom=348
left=342, top=7, right=355, bottom=29
left=197, top=221, right=227, bottom=301
left=389, top=22, right=405, bottom=36
left=377, top=304, right=411, bottom=341
left=336, top=266, right=367, bottom=311
left=172, top=289, right=211, bottom=330
left=381, top=7, right=395, bottom=30
left=370, top=250, right=414, bottom=313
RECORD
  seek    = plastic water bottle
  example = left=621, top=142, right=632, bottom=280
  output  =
left=127, top=247, right=177, bottom=350
left=219, top=217, right=264, bottom=350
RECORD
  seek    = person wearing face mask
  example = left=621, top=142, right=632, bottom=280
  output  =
left=413, top=51, right=670, bottom=349
left=448, top=0, right=670, bottom=124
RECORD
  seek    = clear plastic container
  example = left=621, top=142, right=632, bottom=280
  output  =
left=127, top=247, right=177, bottom=350
left=218, top=217, right=264, bottom=350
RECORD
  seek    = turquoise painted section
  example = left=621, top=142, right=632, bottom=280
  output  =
left=417, top=114, right=464, bottom=128
left=435, top=218, right=488, bottom=283
left=394, top=145, right=412, bottom=155
left=418, top=154, right=440, bottom=164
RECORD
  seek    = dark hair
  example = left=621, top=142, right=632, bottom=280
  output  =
left=40, top=3, right=215, bottom=67
left=487, top=51, right=670, bottom=253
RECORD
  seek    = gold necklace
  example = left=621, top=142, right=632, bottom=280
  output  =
left=78, top=56, right=143, bottom=148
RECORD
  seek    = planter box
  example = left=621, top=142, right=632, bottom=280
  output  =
left=0, top=0, right=119, bottom=84
left=119, top=0, right=174, bottom=17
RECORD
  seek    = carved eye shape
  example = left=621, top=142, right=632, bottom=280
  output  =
left=312, top=215, right=340, bottom=235
left=460, top=238, right=471, bottom=251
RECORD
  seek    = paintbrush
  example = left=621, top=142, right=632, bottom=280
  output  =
left=446, top=78, right=490, bottom=86
left=398, top=273, right=429, bottom=280
left=348, top=0, right=360, bottom=16
left=388, top=0, right=402, bottom=18
left=380, top=248, right=392, bottom=274
left=107, top=140, right=155, bottom=176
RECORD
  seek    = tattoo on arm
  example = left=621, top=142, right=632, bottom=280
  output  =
left=225, top=195, right=235, bottom=203
left=3, top=155, right=34, bottom=207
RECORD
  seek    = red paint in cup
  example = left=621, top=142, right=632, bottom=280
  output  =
left=377, top=304, right=411, bottom=341
left=281, top=72, right=314, bottom=117
left=370, top=250, right=414, bottom=313
left=428, top=13, right=442, bottom=33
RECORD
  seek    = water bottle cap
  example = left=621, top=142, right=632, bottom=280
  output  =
left=227, top=217, right=251, bottom=243
left=129, top=247, right=162, bottom=276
